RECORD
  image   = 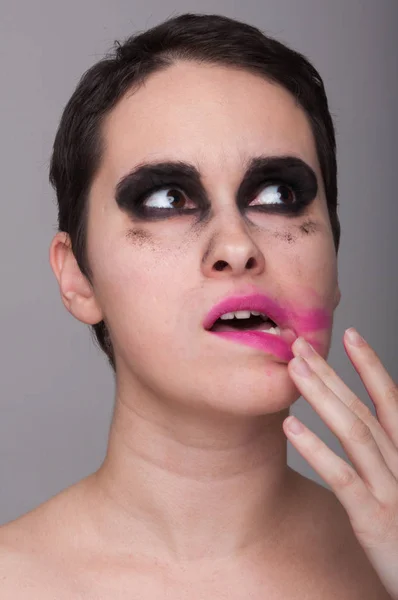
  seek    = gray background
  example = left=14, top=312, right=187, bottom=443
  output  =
left=0, top=0, right=397, bottom=525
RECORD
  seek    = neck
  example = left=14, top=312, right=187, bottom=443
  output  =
left=89, top=389, right=296, bottom=567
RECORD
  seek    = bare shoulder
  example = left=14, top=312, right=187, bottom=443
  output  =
left=0, top=471, right=392, bottom=599
left=0, top=519, right=54, bottom=599
left=0, top=480, right=92, bottom=599
left=291, top=472, right=392, bottom=599
left=0, top=538, right=56, bottom=599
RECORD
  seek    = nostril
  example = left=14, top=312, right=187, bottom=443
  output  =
left=214, top=260, right=228, bottom=271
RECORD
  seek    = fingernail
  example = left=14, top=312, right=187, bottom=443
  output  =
left=346, top=328, right=365, bottom=346
left=291, top=356, right=312, bottom=376
left=286, top=416, right=305, bottom=435
left=295, top=337, right=315, bottom=358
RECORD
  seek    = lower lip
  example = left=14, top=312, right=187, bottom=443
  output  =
left=208, top=330, right=294, bottom=362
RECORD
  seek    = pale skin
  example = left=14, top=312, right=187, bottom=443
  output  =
left=0, top=60, right=396, bottom=598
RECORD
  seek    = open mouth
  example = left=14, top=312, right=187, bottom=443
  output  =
left=203, top=294, right=296, bottom=360
left=210, top=312, right=280, bottom=334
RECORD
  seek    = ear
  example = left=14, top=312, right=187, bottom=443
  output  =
left=49, top=232, right=103, bottom=325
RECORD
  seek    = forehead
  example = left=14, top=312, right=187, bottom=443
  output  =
left=100, top=61, right=321, bottom=184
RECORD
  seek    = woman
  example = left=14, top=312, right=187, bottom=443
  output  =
left=0, top=12, right=397, bottom=598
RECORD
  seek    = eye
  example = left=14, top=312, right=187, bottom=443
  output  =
left=142, top=187, right=195, bottom=210
left=250, top=183, right=296, bottom=207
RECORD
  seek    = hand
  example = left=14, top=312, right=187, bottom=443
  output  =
left=283, top=328, right=398, bottom=599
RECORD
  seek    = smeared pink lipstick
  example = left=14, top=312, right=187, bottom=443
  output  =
left=203, top=291, right=331, bottom=362
left=211, top=329, right=295, bottom=361
left=203, top=293, right=297, bottom=361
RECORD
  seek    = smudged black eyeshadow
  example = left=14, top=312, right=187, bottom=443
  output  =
left=116, top=162, right=205, bottom=221
left=114, top=156, right=318, bottom=222
left=125, top=227, right=153, bottom=245
left=237, top=156, right=318, bottom=217
left=299, top=219, right=320, bottom=236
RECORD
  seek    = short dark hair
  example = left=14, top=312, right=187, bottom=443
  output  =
left=49, top=12, right=340, bottom=371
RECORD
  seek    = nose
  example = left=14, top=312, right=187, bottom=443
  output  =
left=201, top=212, right=265, bottom=280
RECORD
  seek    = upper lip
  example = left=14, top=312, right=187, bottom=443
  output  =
left=203, top=292, right=290, bottom=331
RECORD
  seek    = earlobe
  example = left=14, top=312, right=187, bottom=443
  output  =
left=49, top=232, right=103, bottom=325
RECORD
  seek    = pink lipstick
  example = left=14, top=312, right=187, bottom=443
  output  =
left=203, top=293, right=297, bottom=361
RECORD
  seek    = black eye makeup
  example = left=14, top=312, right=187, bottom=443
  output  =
left=237, top=156, right=318, bottom=217
left=114, top=156, right=318, bottom=222
left=115, top=162, right=206, bottom=221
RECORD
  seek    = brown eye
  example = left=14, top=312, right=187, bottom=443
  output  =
left=142, top=187, right=194, bottom=210
left=250, top=183, right=296, bottom=207
left=276, top=184, right=295, bottom=205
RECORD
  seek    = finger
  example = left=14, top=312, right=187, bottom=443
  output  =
left=283, top=414, right=380, bottom=530
left=288, top=356, right=397, bottom=503
left=343, top=328, right=398, bottom=448
left=292, top=336, right=398, bottom=480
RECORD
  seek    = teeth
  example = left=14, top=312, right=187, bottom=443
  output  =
left=261, top=326, right=281, bottom=336
left=220, top=312, right=235, bottom=320
left=214, top=310, right=281, bottom=336
left=220, top=310, right=268, bottom=320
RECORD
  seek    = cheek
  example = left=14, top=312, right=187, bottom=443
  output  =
left=90, top=229, right=182, bottom=330
left=274, top=219, right=337, bottom=278
left=269, top=222, right=338, bottom=355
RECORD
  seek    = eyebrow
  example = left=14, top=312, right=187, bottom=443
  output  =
left=114, top=155, right=318, bottom=208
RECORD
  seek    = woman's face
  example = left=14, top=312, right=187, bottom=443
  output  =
left=85, top=61, right=341, bottom=416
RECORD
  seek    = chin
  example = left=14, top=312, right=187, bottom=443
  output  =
left=175, top=366, right=301, bottom=418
